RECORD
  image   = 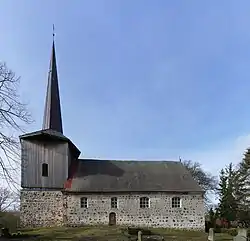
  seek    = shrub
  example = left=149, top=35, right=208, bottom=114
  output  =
left=0, top=211, right=20, bottom=233
left=221, top=228, right=250, bottom=237
left=214, top=225, right=221, bottom=233
left=221, top=228, right=238, bottom=236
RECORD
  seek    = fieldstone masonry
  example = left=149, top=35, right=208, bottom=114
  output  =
left=20, top=190, right=65, bottom=228
left=20, top=191, right=205, bottom=230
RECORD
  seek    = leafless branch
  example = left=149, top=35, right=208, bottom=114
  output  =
left=0, top=62, right=33, bottom=189
left=182, top=159, right=218, bottom=207
left=0, top=187, right=19, bottom=211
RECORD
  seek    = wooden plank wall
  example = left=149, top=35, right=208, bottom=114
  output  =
left=21, top=139, right=69, bottom=189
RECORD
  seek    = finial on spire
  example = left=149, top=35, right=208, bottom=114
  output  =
left=52, top=24, right=55, bottom=41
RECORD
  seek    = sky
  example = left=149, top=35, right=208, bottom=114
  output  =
left=1, top=0, right=250, bottom=177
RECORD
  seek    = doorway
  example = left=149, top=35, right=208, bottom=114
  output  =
left=109, top=212, right=116, bottom=226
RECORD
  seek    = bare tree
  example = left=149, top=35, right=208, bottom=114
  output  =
left=0, top=187, right=19, bottom=212
left=0, top=62, right=32, bottom=187
left=182, top=160, right=218, bottom=208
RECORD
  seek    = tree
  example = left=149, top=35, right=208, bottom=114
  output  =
left=217, top=163, right=238, bottom=226
left=217, top=168, right=228, bottom=218
left=236, top=148, right=250, bottom=206
left=233, top=149, right=250, bottom=226
left=208, top=207, right=217, bottom=228
left=0, top=62, right=32, bottom=186
left=0, top=187, right=19, bottom=212
left=182, top=160, right=218, bottom=207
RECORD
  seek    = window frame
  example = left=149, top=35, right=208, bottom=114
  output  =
left=140, top=197, right=150, bottom=208
left=42, top=163, right=48, bottom=177
left=171, top=196, right=181, bottom=208
left=80, top=197, right=88, bottom=208
left=111, top=197, right=118, bottom=209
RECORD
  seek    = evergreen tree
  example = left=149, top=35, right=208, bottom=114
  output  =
left=217, top=163, right=238, bottom=225
left=217, top=168, right=228, bottom=218
left=208, top=207, right=216, bottom=228
left=234, top=148, right=250, bottom=226
left=225, top=163, right=238, bottom=222
left=237, top=148, right=250, bottom=206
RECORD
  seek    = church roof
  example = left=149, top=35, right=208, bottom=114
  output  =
left=19, top=129, right=81, bottom=158
left=66, top=159, right=203, bottom=193
left=20, top=129, right=66, bottom=140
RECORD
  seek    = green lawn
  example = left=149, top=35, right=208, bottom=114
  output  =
left=17, top=226, right=234, bottom=241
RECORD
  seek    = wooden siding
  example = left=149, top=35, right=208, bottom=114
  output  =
left=21, top=139, right=69, bottom=189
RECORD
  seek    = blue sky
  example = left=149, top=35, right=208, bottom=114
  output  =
left=1, top=0, right=250, bottom=175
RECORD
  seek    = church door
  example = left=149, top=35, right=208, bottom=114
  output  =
left=109, top=212, right=116, bottom=226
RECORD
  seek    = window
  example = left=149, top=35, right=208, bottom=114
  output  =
left=42, top=163, right=48, bottom=177
left=80, top=197, right=88, bottom=208
left=111, top=197, right=117, bottom=208
left=172, top=197, right=181, bottom=208
left=140, top=197, right=149, bottom=208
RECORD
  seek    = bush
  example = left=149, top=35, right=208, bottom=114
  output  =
left=205, top=221, right=212, bottom=233
left=0, top=211, right=20, bottom=233
left=214, top=225, right=221, bottom=233
left=221, top=228, right=238, bottom=236
left=221, top=228, right=250, bottom=237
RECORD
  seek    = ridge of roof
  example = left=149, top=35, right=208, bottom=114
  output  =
left=78, top=158, right=180, bottom=163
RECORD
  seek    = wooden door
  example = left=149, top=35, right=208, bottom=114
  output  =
left=109, top=212, right=116, bottom=226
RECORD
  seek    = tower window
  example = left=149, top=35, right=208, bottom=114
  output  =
left=80, top=197, right=88, bottom=208
left=111, top=197, right=117, bottom=208
left=140, top=197, right=149, bottom=208
left=42, top=163, right=48, bottom=177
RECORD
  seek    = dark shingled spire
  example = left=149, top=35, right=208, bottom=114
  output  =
left=42, top=40, right=63, bottom=133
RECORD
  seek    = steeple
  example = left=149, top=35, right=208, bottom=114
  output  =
left=42, top=39, right=63, bottom=133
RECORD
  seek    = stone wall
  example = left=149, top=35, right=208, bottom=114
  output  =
left=20, top=190, right=65, bottom=228
left=20, top=191, right=204, bottom=229
left=65, top=193, right=205, bottom=230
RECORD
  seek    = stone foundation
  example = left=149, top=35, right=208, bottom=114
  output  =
left=20, top=190, right=65, bottom=228
left=20, top=190, right=205, bottom=230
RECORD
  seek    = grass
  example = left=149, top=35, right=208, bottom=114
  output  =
left=16, top=226, right=235, bottom=241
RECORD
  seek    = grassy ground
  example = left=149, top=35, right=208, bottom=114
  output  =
left=16, top=226, right=234, bottom=241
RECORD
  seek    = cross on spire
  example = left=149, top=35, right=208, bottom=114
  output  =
left=52, top=24, right=55, bottom=40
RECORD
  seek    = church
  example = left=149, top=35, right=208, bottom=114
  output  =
left=19, top=40, right=205, bottom=230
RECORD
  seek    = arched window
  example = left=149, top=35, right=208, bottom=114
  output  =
left=42, top=163, right=48, bottom=177
left=172, top=197, right=181, bottom=208
left=80, top=197, right=88, bottom=208
left=140, top=197, right=149, bottom=208
left=111, top=197, right=118, bottom=208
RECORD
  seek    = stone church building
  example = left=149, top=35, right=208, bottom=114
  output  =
left=20, top=40, right=205, bottom=230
